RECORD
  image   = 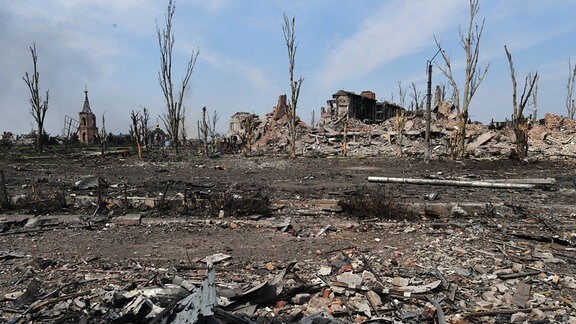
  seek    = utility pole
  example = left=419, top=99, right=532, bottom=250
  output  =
left=425, top=48, right=442, bottom=163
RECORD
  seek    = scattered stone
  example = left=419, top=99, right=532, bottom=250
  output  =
left=510, top=312, right=528, bottom=323
left=391, top=277, right=409, bottom=287
left=366, top=290, right=382, bottom=307
left=531, top=308, right=547, bottom=321
left=318, top=265, right=332, bottom=276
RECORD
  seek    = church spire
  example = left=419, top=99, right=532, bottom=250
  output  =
left=82, top=87, right=92, bottom=113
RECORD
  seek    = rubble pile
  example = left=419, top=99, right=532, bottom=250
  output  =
left=228, top=95, right=312, bottom=155
left=1, top=211, right=575, bottom=323
left=238, top=99, right=576, bottom=159
left=529, top=113, right=576, bottom=157
left=252, top=111, right=310, bottom=156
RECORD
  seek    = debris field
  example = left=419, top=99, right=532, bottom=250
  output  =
left=0, top=153, right=575, bottom=323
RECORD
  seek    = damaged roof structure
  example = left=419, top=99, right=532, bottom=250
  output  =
left=325, top=90, right=404, bottom=123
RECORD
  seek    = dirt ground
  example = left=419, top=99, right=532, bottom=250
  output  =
left=0, top=154, right=575, bottom=323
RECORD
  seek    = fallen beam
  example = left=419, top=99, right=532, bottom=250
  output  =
left=486, top=178, right=556, bottom=185
left=367, top=177, right=537, bottom=189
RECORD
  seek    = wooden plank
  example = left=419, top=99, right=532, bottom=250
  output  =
left=468, top=131, right=495, bottom=150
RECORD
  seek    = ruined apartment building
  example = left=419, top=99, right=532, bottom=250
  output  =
left=325, top=90, right=404, bottom=123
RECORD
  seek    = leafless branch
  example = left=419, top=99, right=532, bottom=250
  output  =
left=566, top=59, right=576, bottom=119
left=157, top=0, right=199, bottom=155
left=434, top=0, right=489, bottom=159
left=23, top=43, right=49, bottom=153
left=283, top=13, right=304, bottom=159
left=504, top=44, right=538, bottom=159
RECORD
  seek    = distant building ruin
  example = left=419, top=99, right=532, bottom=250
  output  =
left=226, top=112, right=261, bottom=144
left=324, top=90, right=404, bottom=123
left=77, top=90, right=98, bottom=144
left=272, top=94, right=288, bottom=120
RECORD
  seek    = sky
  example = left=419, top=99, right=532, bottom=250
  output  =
left=1, top=0, right=576, bottom=136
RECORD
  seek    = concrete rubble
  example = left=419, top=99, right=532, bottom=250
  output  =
left=0, top=210, right=575, bottom=323
left=228, top=95, right=576, bottom=159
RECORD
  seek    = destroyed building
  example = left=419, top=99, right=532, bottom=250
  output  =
left=226, top=112, right=261, bottom=145
left=226, top=91, right=406, bottom=152
left=222, top=95, right=312, bottom=154
left=77, top=89, right=98, bottom=144
left=324, top=90, right=404, bottom=123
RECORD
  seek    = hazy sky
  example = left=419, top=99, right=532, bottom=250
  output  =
left=1, top=0, right=575, bottom=136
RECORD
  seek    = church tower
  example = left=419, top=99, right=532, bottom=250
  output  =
left=77, top=89, right=98, bottom=144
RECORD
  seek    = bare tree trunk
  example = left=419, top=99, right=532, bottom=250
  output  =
left=283, top=13, right=304, bottom=159
left=409, top=82, right=423, bottom=113
left=201, top=106, right=208, bottom=156
left=23, top=43, right=49, bottom=154
left=531, top=73, right=539, bottom=124
left=180, top=109, right=187, bottom=146
left=456, top=111, right=468, bottom=157
left=199, top=107, right=219, bottom=156
left=566, top=59, right=576, bottom=119
left=157, top=0, right=199, bottom=155
left=209, top=110, right=219, bottom=154
left=140, top=107, right=150, bottom=149
left=130, top=111, right=143, bottom=158
left=514, top=118, right=529, bottom=159
left=397, top=81, right=407, bottom=108
left=395, top=111, right=406, bottom=156
left=436, top=0, right=489, bottom=159
left=504, top=45, right=538, bottom=160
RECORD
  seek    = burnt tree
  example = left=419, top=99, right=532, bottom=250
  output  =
left=23, top=43, right=49, bottom=153
left=130, top=110, right=143, bottom=158
left=282, top=13, right=304, bottom=159
left=200, top=107, right=219, bottom=156
left=140, top=107, right=150, bottom=149
left=157, top=0, right=199, bottom=155
left=409, top=82, right=424, bottom=112
left=436, top=0, right=489, bottom=159
left=504, top=45, right=538, bottom=160
left=566, top=59, right=576, bottom=119
left=397, top=81, right=407, bottom=108
left=530, top=72, right=539, bottom=124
